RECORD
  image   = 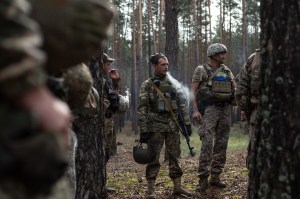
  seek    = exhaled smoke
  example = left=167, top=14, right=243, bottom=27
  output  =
left=167, top=72, right=195, bottom=102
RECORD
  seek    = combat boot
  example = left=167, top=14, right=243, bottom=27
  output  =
left=172, top=178, right=193, bottom=197
left=104, top=186, right=116, bottom=193
left=195, top=176, right=209, bottom=193
left=146, top=180, right=156, bottom=199
left=209, top=173, right=226, bottom=188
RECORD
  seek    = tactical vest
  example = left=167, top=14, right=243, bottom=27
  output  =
left=197, top=64, right=233, bottom=102
left=250, top=49, right=261, bottom=105
left=148, top=77, right=178, bottom=113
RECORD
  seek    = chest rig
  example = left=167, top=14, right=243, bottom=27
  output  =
left=198, top=64, right=233, bottom=102
left=148, top=77, right=178, bottom=112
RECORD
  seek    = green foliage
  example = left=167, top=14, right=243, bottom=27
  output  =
left=107, top=127, right=248, bottom=198
left=181, top=123, right=249, bottom=156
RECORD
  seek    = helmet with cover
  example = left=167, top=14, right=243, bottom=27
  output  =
left=207, top=43, right=227, bottom=57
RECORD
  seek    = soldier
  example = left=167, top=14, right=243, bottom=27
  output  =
left=138, top=53, right=193, bottom=198
left=235, top=49, right=261, bottom=169
left=190, top=43, right=236, bottom=192
left=0, top=0, right=114, bottom=198
left=102, top=53, right=120, bottom=192
left=103, top=53, right=117, bottom=162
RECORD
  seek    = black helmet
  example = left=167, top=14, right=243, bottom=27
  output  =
left=133, top=144, right=155, bottom=164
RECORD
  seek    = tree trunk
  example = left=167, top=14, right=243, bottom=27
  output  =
left=208, top=0, right=212, bottom=44
left=158, top=0, right=165, bottom=53
left=137, top=0, right=144, bottom=80
left=248, top=1, right=300, bottom=198
left=165, top=0, right=179, bottom=78
left=131, top=0, right=138, bottom=134
left=75, top=53, right=106, bottom=198
left=219, top=0, right=223, bottom=43
left=242, top=0, right=248, bottom=61
left=148, top=0, right=157, bottom=53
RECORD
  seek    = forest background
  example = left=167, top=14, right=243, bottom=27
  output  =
left=104, top=0, right=260, bottom=133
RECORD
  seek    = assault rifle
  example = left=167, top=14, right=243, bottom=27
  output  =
left=178, top=110, right=195, bottom=157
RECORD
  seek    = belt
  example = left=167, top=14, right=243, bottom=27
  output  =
left=205, top=101, right=228, bottom=108
left=214, top=102, right=228, bottom=108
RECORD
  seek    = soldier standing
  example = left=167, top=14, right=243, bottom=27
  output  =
left=190, top=43, right=236, bottom=192
left=103, top=53, right=118, bottom=159
left=138, top=53, right=193, bottom=198
left=235, top=49, right=261, bottom=170
left=102, top=52, right=129, bottom=193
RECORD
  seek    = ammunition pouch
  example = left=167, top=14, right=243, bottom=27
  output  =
left=211, top=77, right=232, bottom=101
left=154, top=92, right=177, bottom=113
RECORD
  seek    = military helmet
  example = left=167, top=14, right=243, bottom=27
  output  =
left=207, top=43, right=227, bottom=57
left=133, top=144, right=155, bottom=164
left=63, top=63, right=93, bottom=109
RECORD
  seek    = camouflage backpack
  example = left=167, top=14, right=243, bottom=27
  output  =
left=249, top=49, right=261, bottom=105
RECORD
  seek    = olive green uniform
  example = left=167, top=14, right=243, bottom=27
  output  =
left=138, top=74, right=191, bottom=180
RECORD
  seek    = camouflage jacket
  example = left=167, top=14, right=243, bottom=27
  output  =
left=138, top=74, right=191, bottom=133
left=192, top=63, right=234, bottom=85
left=236, top=49, right=261, bottom=113
left=0, top=0, right=46, bottom=100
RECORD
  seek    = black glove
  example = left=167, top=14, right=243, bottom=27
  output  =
left=108, top=92, right=119, bottom=112
left=140, top=132, right=151, bottom=143
left=186, top=125, right=192, bottom=136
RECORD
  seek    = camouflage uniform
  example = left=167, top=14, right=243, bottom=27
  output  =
left=0, top=1, right=69, bottom=198
left=103, top=75, right=118, bottom=163
left=0, top=0, right=114, bottom=198
left=235, top=49, right=261, bottom=168
left=192, top=63, right=235, bottom=180
left=138, top=73, right=191, bottom=181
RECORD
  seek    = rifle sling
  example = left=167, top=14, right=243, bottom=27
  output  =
left=148, top=79, right=184, bottom=134
left=199, top=64, right=224, bottom=89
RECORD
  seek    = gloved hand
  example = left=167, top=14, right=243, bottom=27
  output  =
left=186, top=125, right=192, bottom=136
left=140, top=132, right=151, bottom=143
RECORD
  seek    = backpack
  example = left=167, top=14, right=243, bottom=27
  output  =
left=250, top=49, right=261, bottom=105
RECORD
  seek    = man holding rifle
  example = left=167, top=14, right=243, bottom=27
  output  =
left=137, top=53, right=193, bottom=198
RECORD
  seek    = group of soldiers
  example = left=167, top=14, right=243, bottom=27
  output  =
left=0, top=1, right=260, bottom=199
left=0, top=0, right=125, bottom=198
left=137, top=44, right=260, bottom=198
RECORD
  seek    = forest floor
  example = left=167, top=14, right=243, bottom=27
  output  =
left=107, top=122, right=248, bottom=199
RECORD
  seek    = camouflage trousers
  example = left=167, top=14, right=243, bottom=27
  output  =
left=198, top=105, right=230, bottom=177
left=146, top=131, right=183, bottom=180
left=104, top=117, right=113, bottom=163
